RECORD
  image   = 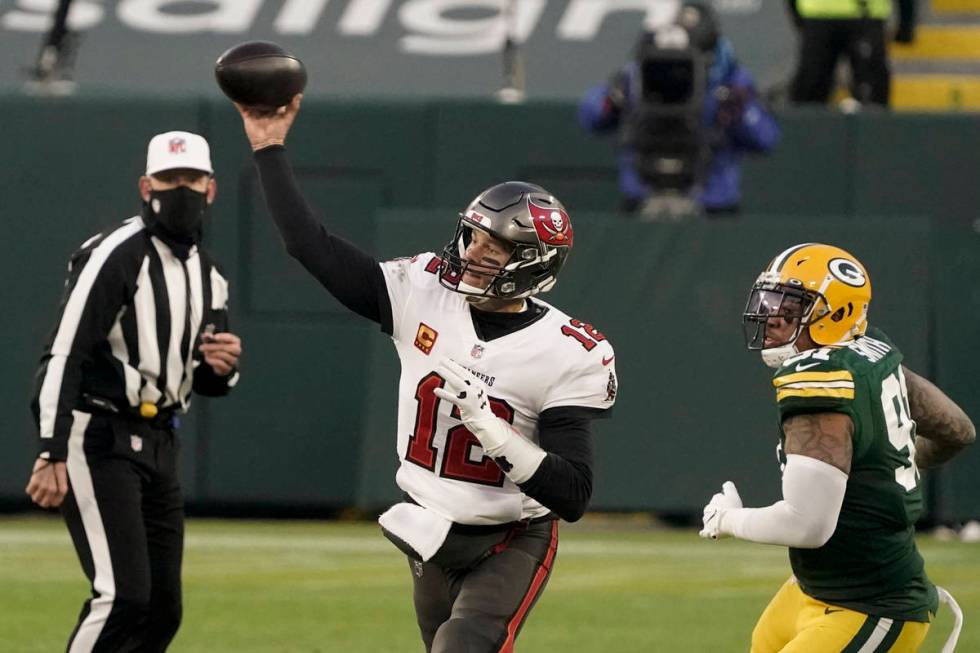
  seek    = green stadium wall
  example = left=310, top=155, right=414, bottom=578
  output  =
left=1, top=94, right=977, bottom=521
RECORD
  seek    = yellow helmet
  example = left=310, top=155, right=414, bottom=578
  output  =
left=743, top=243, right=871, bottom=367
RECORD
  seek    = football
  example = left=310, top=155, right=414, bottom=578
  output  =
left=214, top=41, right=307, bottom=110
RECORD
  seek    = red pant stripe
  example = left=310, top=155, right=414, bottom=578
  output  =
left=498, top=520, right=559, bottom=653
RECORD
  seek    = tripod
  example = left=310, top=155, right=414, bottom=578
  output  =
left=25, top=0, right=79, bottom=95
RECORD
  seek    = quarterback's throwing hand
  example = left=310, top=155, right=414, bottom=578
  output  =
left=234, top=93, right=303, bottom=152
left=700, top=481, right=743, bottom=540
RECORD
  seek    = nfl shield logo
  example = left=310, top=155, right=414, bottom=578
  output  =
left=130, top=435, right=143, bottom=452
left=470, top=344, right=484, bottom=359
left=168, top=137, right=186, bottom=154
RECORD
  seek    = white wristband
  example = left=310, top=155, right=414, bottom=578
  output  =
left=468, top=417, right=547, bottom=485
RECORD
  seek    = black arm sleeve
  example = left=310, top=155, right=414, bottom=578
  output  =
left=32, top=247, right=128, bottom=461
left=518, top=406, right=604, bottom=522
left=192, top=363, right=235, bottom=397
left=253, top=146, right=393, bottom=332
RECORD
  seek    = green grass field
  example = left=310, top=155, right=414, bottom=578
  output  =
left=1, top=515, right=977, bottom=652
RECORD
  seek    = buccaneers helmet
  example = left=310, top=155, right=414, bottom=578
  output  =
left=743, top=243, right=872, bottom=367
left=439, top=181, right=573, bottom=300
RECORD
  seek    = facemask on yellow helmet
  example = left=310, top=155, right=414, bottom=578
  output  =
left=743, top=243, right=872, bottom=368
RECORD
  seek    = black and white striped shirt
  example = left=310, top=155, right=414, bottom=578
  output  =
left=32, top=216, right=238, bottom=461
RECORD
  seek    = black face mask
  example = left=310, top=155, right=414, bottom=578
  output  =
left=142, top=186, right=209, bottom=246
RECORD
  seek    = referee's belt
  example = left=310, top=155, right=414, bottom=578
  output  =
left=82, top=393, right=178, bottom=428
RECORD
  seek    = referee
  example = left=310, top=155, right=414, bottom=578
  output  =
left=25, top=131, right=242, bottom=652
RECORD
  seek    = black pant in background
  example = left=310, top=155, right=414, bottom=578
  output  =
left=791, top=18, right=890, bottom=107
left=60, top=410, right=184, bottom=653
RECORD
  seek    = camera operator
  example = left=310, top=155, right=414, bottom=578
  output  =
left=578, top=2, right=780, bottom=218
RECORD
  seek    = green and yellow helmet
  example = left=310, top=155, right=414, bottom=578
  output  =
left=743, top=243, right=872, bottom=367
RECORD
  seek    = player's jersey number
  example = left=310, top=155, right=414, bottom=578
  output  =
left=881, top=369, right=919, bottom=491
left=561, top=318, right=606, bottom=351
left=405, top=372, right=514, bottom=487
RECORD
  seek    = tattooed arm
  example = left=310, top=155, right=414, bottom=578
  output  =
left=783, top=412, right=854, bottom=474
left=704, top=412, right=852, bottom=547
left=903, top=366, right=976, bottom=469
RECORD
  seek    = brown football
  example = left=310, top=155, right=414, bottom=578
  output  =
left=214, top=41, right=307, bottom=109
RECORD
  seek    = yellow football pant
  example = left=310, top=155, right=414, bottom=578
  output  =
left=751, top=577, right=930, bottom=653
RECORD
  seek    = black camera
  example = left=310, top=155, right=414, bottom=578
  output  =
left=622, top=30, right=710, bottom=192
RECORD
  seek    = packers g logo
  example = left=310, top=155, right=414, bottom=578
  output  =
left=828, top=258, right=866, bottom=287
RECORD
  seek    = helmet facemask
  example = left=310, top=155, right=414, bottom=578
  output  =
left=438, top=181, right=573, bottom=304
left=439, top=218, right=566, bottom=302
left=743, top=279, right=821, bottom=368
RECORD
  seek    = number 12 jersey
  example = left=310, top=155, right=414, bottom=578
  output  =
left=380, top=253, right=617, bottom=526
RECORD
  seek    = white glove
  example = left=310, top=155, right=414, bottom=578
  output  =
left=433, top=359, right=502, bottom=441
left=432, top=358, right=545, bottom=484
left=699, top=481, right=743, bottom=540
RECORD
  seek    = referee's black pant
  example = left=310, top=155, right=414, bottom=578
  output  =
left=60, top=409, right=184, bottom=653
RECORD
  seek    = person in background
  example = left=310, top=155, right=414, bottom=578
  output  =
left=579, top=1, right=780, bottom=217
left=788, top=0, right=916, bottom=107
left=25, top=131, right=242, bottom=652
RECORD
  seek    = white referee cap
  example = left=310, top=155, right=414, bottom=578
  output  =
left=145, top=131, right=213, bottom=176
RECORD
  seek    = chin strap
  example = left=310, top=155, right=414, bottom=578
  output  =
left=457, top=280, right=491, bottom=297
left=761, top=342, right=800, bottom=368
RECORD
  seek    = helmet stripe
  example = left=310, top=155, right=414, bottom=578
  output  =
left=769, top=242, right=817, bottom=274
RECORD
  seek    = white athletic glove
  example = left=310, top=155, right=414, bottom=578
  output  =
left=433, top=359, right=497, bottom=429
left=432, top=359, right=546, bottom=484
left=699, top=481, right=743, bottom=540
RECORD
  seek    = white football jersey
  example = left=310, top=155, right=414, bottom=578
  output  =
left=380, top=253, right=617, bottom=525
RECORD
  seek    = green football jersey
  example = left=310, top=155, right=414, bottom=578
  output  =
left=772, top=326, right=938, bottom=622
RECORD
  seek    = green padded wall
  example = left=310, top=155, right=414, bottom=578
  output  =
left=1, top=93, right=977, bottom=520
left=358, top=213, right=933, bottom=512
left=0, top=93, right=208, bottom=502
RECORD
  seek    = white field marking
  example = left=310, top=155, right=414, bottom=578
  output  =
left=6, top=526, right=963, bottom=562
left=0, top=529, right=782, bottom=560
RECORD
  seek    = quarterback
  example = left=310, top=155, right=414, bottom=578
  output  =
left=234, top=96, right=617, bottom=653
left=701, top=243, right=974, bottom=652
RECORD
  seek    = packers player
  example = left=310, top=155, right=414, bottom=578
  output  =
left=700, top=243, right=975, bottom=652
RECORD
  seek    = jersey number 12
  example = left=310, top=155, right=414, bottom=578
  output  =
left=405, top=372, right=514, bottom=487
